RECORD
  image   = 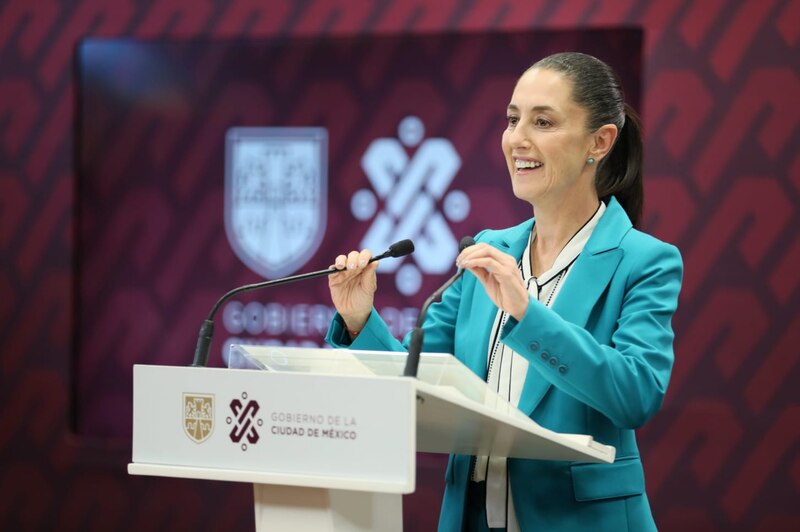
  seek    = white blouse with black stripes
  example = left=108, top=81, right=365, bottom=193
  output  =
left=473, top=201, right=606, bottom=531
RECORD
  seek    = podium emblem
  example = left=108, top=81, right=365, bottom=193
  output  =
left=225, top=127, right=328, bottom=279
left=227, top=391, right=262, bottom=451
left=183, top=393, right=214, bottom=443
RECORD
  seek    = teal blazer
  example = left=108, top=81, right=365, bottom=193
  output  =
left=327, top=197, right=683, bottom=531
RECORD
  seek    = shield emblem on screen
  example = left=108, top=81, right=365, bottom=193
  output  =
left=183, top=393, right=214, bottom=443
left=225, top=127, right=328, bottom=279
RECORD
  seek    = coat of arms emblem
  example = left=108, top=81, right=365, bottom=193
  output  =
left=225, top=127, right=328, bottom=279
left=183, top=393, right=214, bottom=443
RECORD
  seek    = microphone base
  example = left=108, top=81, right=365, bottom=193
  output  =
left=190, top=320, right=215, bottom=367
left=403, top=328, right=424, bottom=377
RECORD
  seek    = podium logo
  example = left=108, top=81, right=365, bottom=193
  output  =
left=226, top=392, right=263, bottom=451
left=225, top=127, right=328, bottom=279
left=183, top=393, right=214, bottom=443
left=352, top=116, right=469, bottom=295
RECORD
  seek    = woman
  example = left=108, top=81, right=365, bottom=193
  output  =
left=326, top=52, right=682, bottom=531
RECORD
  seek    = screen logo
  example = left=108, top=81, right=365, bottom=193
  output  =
left=352, top=116, right=469, bottom=295
left=225, top=127, right=328, bottom=279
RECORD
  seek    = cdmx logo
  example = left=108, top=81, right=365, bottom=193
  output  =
left=183, top=393, right=214, bottom=443
left=352, top=116, right=470, bottom=296
left=226, top=392, right=263, bottom=451
left=224, top=127, right=328, bottom=280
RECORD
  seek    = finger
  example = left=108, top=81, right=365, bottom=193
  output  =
left=457, top=243, right=499, bottom=265
left=456, top=242, right=487, bottom=260
left=334, top=254, right=348, bottom=270
left=328, top=269, right=351, bottom=289
left=328, top=271, right=344, bottom=286
left=357, top=249, right=373, bottom=268
left=467, top=263, right=491, bottom=285
left=365, top=260, right=380, bottom=274
left=460, top=246, right=518, bottom=271
left=463, top=257, right=518, bottom=279
left=459, top=251, right=500, bottom=270
left=346, top=250, right=362, bottom=270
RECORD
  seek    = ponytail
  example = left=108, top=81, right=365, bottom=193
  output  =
left=530, top=53, right=645, bottom=227
left=595, top=103, right=643, bottom=227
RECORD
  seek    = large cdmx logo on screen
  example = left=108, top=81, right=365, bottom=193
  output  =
left=225, top=127, right=328, bottom=279
left=352, top=116, right=469, bottom=295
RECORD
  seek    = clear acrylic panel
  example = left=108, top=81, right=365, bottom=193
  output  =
left=228, top=344, right=503, bottom=409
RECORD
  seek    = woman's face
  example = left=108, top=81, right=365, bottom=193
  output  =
left=502, top=68, right=596, bottom=206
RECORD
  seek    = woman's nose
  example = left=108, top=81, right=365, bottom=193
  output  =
left=508, top=121, right=530, bottom=148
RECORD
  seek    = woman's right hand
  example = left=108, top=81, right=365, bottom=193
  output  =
left=329, top=249, right=380, bottom=332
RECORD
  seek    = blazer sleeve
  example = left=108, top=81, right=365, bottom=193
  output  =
left=325, top=269, right=464, bottom=356
left=500, top=240, right=683, bottom=429
left=326, top=308, right=404, bottom=351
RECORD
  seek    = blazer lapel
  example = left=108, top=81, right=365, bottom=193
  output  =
left=551, top=250, right=623, bottom=328
left=553, top=197, right=631, bottom=326
left=520, top=198, right=631, bottom=415
left=469, top=220, right=531, bottom=380
left=463, top=300, right=498, bottom=380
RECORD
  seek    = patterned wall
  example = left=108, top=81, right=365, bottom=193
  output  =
left=1, top=0, right=798, bottom=530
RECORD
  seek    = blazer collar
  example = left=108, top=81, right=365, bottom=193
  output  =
left=582, top=196, right=632, bottom=255
left=485, top=197, right=632, bottom=266
left=490, top=218, right=534, bottom=259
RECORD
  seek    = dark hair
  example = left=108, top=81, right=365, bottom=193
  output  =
left=530, top=52, right=643, bottom=227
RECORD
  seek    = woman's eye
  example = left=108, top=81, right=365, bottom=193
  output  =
left=506, top=115, right=519, bottom=127
left=535, top=118, right=551, bottom=127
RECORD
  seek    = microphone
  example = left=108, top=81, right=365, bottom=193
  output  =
left=191, top=238, right=415, bottom=367
left=403, top=236, right=475, bottom=377
left=371, top=238, right=415, bottom=262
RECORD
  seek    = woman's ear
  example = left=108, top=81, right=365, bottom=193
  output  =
left=590, top=124, right=618, bottom=162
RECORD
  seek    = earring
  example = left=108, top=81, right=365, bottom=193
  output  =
left=587, top=157, right=595, bottom=165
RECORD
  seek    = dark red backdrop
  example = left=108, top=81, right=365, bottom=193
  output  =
left=1, top=1, right=798, bottom=530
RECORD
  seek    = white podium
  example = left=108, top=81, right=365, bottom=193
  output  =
left=128, top=346, right=615, bottom=531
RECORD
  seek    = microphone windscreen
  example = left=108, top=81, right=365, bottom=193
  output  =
left=388, top=239, right=415, bottom=258
left=459, top=236, right=476, bottom=251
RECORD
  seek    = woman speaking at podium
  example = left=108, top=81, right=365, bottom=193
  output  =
left=325, top=52, right=683, bottom=532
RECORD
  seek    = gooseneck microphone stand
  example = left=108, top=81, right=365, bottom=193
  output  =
left=403, top=236, right=475, bottom=377
left=191, top=239, right=415, bottom=367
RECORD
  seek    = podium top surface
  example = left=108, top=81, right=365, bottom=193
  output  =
left=228, top=345, right=615, bottom=463
left=229, top=345, right=525, bottom=417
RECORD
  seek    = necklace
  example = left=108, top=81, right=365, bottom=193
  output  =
left=529, top=201, right=601, bottom=276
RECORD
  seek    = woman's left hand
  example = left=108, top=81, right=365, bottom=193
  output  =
left=456, top=243, right=529, bottom=320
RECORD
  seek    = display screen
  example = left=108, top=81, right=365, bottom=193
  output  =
left=75, top=30, right=641, bottom=437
